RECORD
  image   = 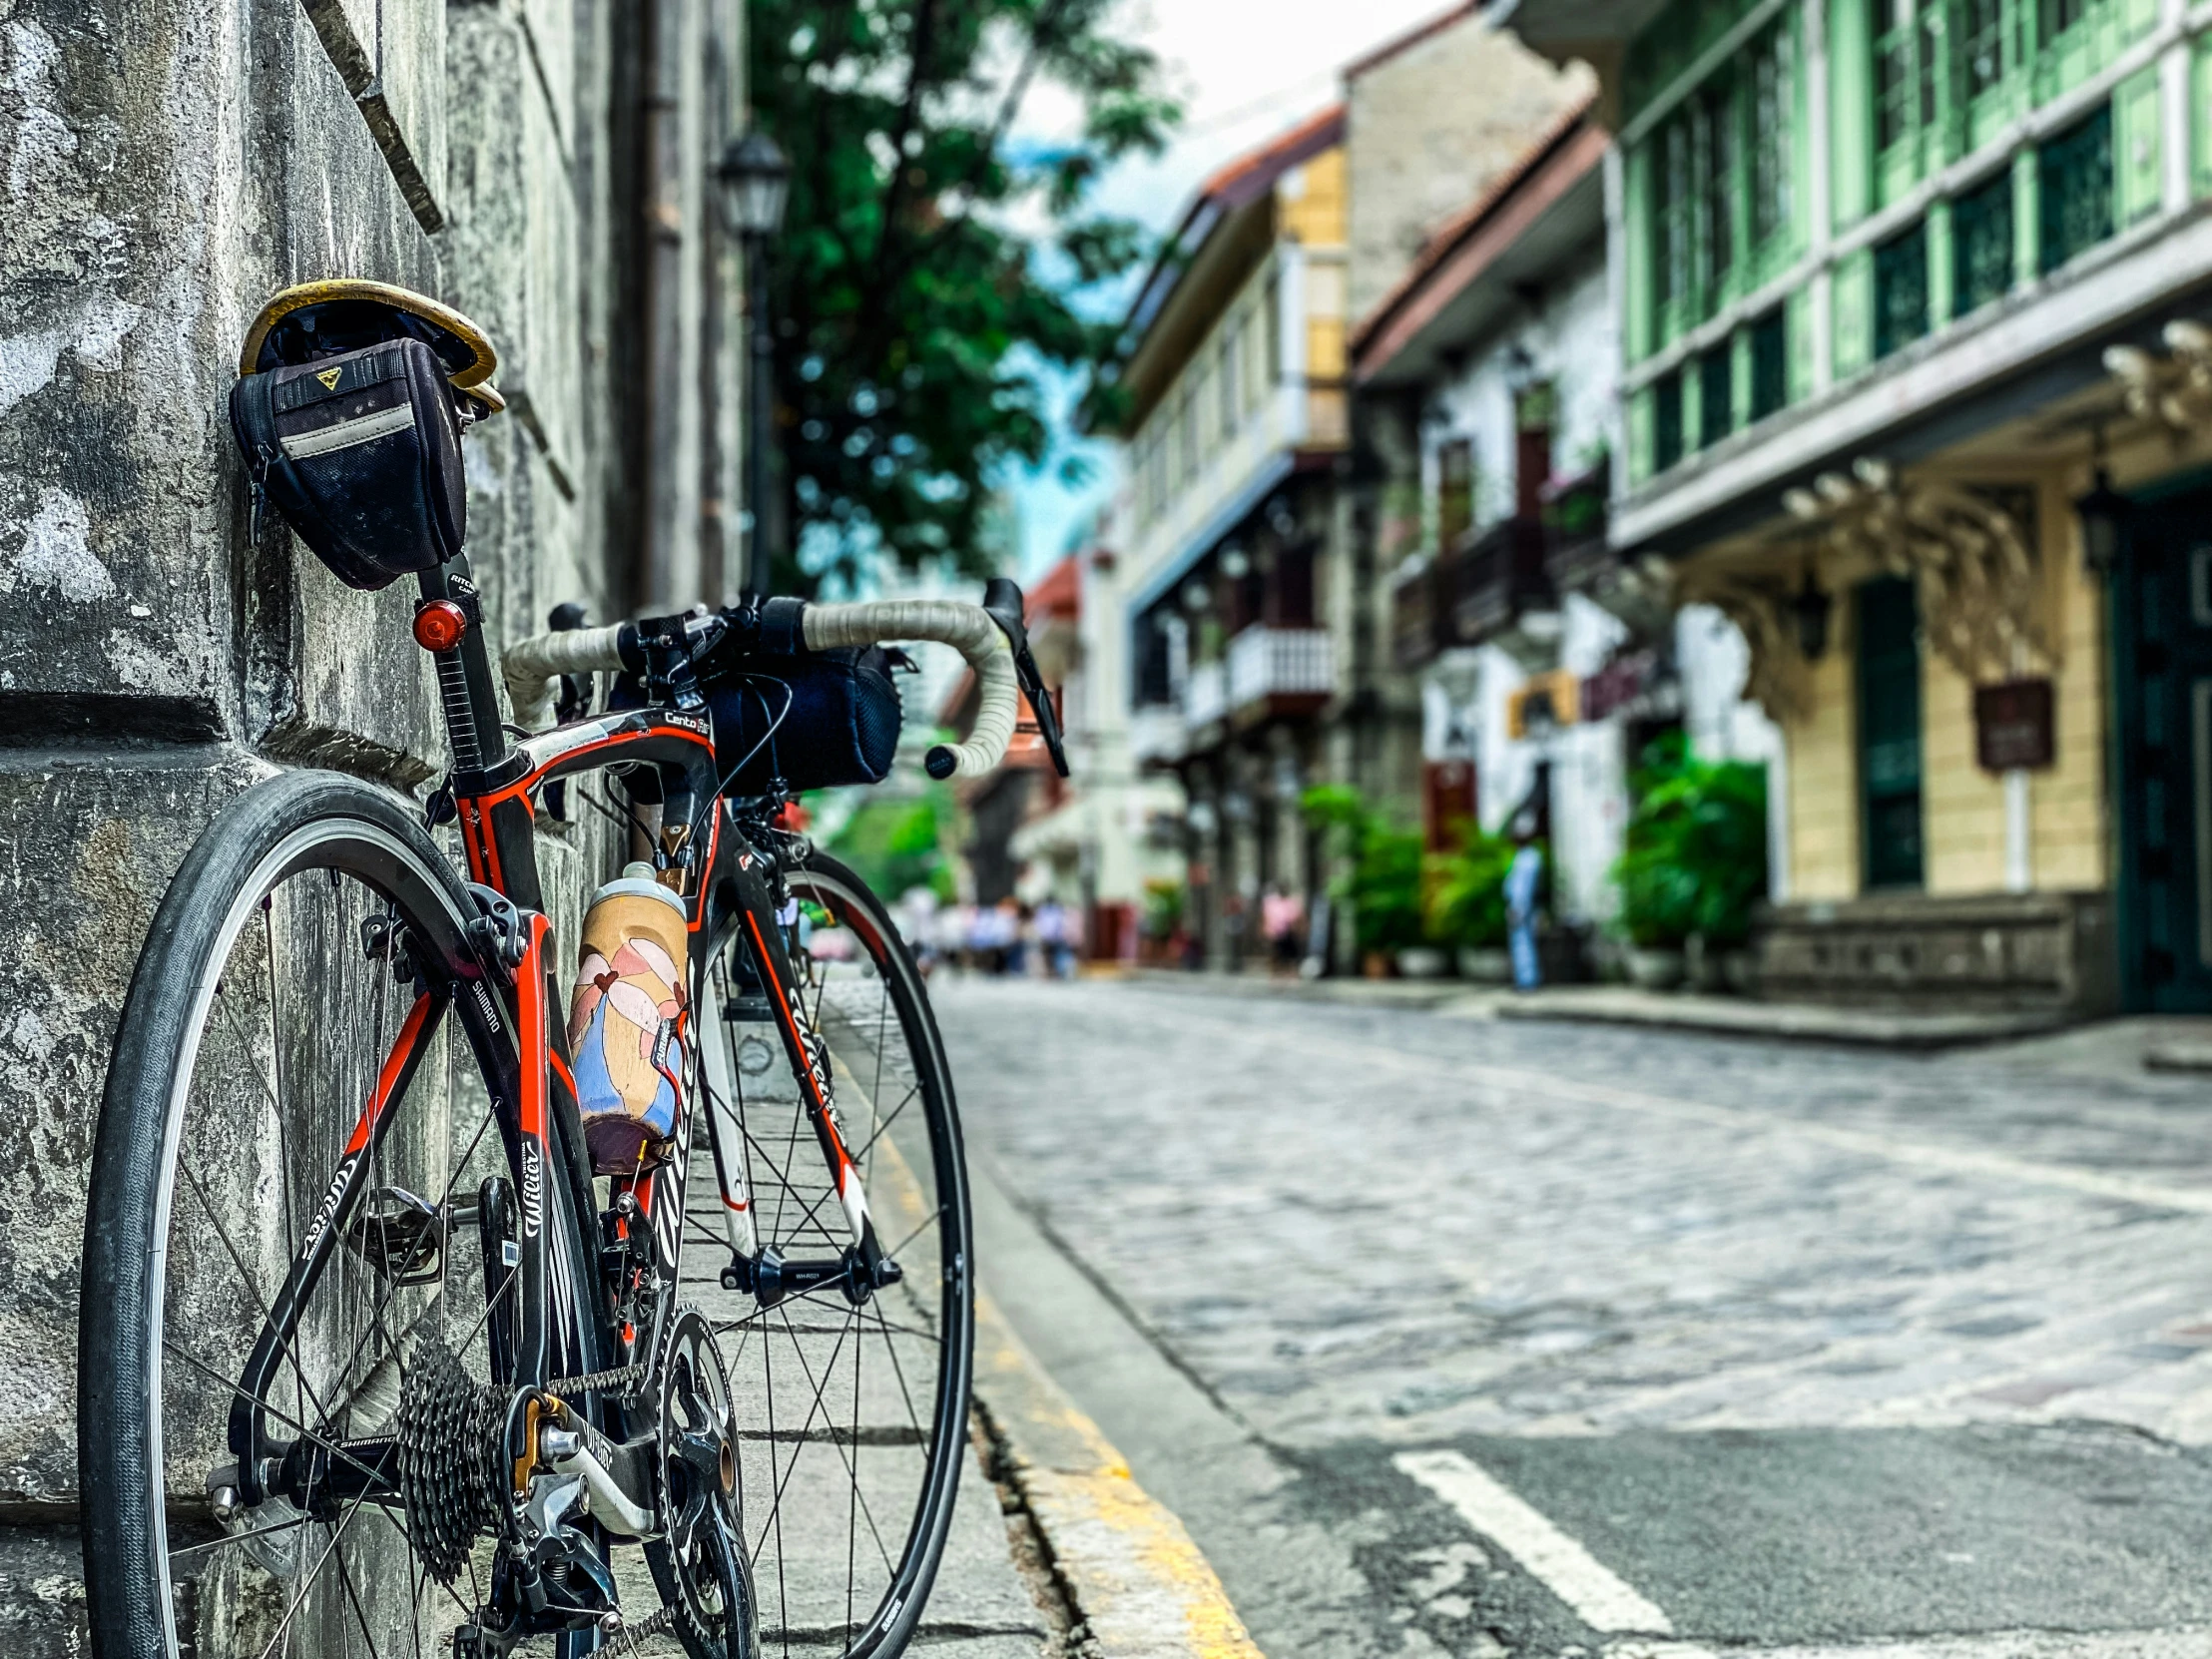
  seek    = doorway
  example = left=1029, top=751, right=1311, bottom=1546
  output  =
left=2111, top=484, right=2212, bottom=1012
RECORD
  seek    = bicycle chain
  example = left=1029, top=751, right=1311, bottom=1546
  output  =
left=543, top=1359, right=651, bottom=1400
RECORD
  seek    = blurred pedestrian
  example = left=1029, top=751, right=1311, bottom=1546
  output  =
left=1261, top=883, right=1304, bottom=975
left=1504, top=810, right=1545, bottom=992
left=1035, top=898, right=1078, bottom=979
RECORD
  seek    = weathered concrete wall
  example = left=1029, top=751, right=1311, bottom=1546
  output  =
left=0, top=0, right=742, bottom=1643
left=1344, top=13, right=1594, bottom=326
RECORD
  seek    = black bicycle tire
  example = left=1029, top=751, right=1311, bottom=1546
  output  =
left=663, top=850, right=974, bottom=1659
left=79, top=768, right=498, bottom=1659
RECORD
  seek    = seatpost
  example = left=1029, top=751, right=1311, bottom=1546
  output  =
left=416, top=556, right=509, bottom=776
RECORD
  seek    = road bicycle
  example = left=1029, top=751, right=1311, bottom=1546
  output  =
left=77, top=549, right=1061, bottom=1659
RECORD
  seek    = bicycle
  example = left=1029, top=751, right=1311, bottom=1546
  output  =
left=77, top=541, right=1064, bottom=1659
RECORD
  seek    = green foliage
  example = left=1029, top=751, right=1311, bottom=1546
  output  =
left=1423, top=824, right=1516, bottom=948
left=825, top=790, right=952, bottom=903
left=1611, top=736, right=1770, bottom=948
left=1141, top=877, right=1184, bottom=938
left=753, top=0, right=1179, bottom=590
left=1302, top=786, right=1427, bottom=954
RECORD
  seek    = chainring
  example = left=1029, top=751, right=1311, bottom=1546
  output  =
left=646, top=1306, right=753, bottom=1657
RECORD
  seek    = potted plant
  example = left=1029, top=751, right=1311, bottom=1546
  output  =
left=1609, top=735, right=1769, bottom=992
left=1303, top=786, right=1430, bottom=975
left=1425, top=823, right=1515, bottom=982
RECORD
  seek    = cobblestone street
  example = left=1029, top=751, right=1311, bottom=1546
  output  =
left=935, top=977, right=2212, bottom=1657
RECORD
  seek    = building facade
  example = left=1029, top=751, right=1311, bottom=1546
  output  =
left=1113, top=106, right=1359, bottom=968
left=1355, top=106, right=1776, bottom=948
left=1111, top=6, right=1593, bottom=969
left=0, top=0, right=747, bottom=1639
left=1514, top=0, right=2212, bottom=1012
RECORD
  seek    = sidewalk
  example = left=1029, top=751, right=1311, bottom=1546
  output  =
left=1125, top=967, right=2212, bottom=1058
left=829, top=1037, right=1265, bottom=1659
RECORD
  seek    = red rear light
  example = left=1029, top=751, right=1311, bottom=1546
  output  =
left=413, top=600, right=468, bottom=652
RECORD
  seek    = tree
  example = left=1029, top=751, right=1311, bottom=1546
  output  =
left=750, top=0, right=1178, bottom=593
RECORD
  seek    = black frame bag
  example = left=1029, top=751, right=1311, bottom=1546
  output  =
left=229, top=336, right=467, bottom=590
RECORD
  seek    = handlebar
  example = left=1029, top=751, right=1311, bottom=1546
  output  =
left=499, top=594, right=1054, bottom=783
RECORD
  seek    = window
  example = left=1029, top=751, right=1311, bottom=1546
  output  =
left=1436, top=439, right=1474, bottom=548
left=1952, top=170, right=2015, bottom=314
left=1653, top=370, right=1685, bottom=472
left=1176, top=386, right=1198, bottom=485
left=1646, top=28, right=1791, bottom=342
left=1954, top=0, right=2007, bottom=103
left=1655, top=116, right=1691, bottom=314
left=1749, top=23, right=1793, bottom=247
left=1749, top=309, right=1789, bottom=420
left=1858, top=576, right=1925, bottom=888
left=1698, top=344, right=1733, bottom=447
left=2038, top=105, right=2113, bottom=274
left=1874, top=222, right=1930, bottom=358
left=1219, top=328, right=1242, bottom=436
left=1693, top=74, right=1737, bottom=292
left=1515, top=382, right=1556, bottom=514
left=2041, top=0, right=2090, bottom=41
left=1264, top=271, right=1283, bottom=383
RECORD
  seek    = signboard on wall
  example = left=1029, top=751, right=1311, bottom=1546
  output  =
left=1973, top=678, right=2054, bottom=772
left=1506, top=671, right=1580, bottom=740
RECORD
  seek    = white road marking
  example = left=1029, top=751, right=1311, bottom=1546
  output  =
left=1168, top=1009, right=2212, bottom=1217
left=1393, top=1448, right=1673, bottom=1634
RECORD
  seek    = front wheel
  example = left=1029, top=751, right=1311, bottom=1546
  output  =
left=686, top=852, right=975, bottom=1659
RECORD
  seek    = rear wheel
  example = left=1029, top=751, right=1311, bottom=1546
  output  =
left=688, top=853, right=974, bottom=1659
left=80, top=769, right=525, bottom=1659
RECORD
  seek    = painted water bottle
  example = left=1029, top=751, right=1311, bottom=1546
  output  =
left=567, top=861, right=689, bottom=1173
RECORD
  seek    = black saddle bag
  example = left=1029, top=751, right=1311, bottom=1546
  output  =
left=228, top=337, right=467, bottom=590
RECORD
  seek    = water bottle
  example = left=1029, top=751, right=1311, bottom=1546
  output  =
left=567, top=861, right=689, bottom=1173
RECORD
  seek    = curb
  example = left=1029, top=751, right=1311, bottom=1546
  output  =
left=970, top=1291, right=1264, bottom=1659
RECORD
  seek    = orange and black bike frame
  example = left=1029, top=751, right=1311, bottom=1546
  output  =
left=229, top=550, right=886, bottom=1513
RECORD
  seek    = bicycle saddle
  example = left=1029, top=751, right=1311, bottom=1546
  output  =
left=240, top=277, right=505, bottom=419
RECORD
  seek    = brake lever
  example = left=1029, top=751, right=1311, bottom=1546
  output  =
left=980, top=579, right=1070, bottom=778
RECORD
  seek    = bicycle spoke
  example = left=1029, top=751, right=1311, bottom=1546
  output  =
left=161, top=1340, right=392, bottom=1493
left=167, top=1510, right=315, bottom=1564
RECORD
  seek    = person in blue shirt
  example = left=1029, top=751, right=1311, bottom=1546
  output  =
left=1504, top=809, right=1545, bottom=992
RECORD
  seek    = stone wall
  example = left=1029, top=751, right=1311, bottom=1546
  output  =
left=0, top=0, right=743, bottom=1645
left=1343, top=12, right=1592, bottom=326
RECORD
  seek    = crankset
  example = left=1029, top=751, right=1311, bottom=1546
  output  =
left=648, top=1306, right=753, bottom=1657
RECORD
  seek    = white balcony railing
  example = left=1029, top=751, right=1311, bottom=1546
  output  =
left=1184, top=660, right=1227, bottom=727
left=1128, top=704, right=1188, bottom=766
left=1226, top=626, right=1335, bottom=710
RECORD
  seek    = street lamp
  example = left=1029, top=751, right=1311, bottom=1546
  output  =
left=1790, top=563, right=1833, bottom=662
left=2074, top=466, right=2130, bottom=578
left=718, top=128, right=791, bottom=602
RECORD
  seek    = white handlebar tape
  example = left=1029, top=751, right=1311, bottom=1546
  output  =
left=500, top=601, right=1019, bottom=778
left=804, top=600, right=1018, bottom=780
left=501, top=624, right=625, bottom=730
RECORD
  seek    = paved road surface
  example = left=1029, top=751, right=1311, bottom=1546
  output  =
left=934, top=977, right=2212, bottom=1659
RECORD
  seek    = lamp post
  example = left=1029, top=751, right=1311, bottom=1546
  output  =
left=1791, top=563, right=1834, bottom=662
left=2074, top=466, right=2130, bottom=579
left=718, top=127, right=791, bottom=603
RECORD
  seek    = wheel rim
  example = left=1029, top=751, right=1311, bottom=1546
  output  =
left=142, top=820, right=511, bottom=1659
left=686, top=860, right=971, bottom=1659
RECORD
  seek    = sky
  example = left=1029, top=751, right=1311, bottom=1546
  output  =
left=1002, top=0, right=1460, bottom=576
